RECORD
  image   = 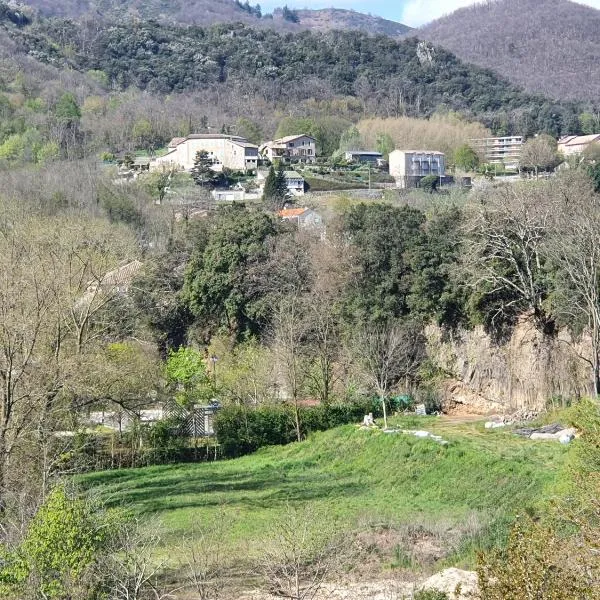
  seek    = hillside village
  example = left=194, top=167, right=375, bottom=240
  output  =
left=0, top=0, right=600, bottom=598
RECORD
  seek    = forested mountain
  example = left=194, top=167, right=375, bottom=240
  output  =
left=420, top=0, right=600, bottom=103
left=17, top=0, right=412, bottom=36
left=4, top=10, right=584, bottom=138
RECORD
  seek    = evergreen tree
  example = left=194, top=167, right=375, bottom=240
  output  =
left=191, top=150, right=216, bottom=187
left=262, top=165, right=288, bottom=210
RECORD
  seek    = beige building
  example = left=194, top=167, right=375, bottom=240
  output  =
left=152, top=134, right=259, bottom=172
left=469, top=136, right=523, bottom=169
left=260, top=134, right=317, bottom=163
left=558, top=134, right=600, bottom=156
left=389, top=150, right=445, bottom=188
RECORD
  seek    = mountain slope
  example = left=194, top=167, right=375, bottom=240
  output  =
left=18, top=0, right=413, bottom=36
left=291, top=8, right=412, bottom=38
left=14, top=0, right=265, bottom=25
left=420, top=0, right=600, bottom=103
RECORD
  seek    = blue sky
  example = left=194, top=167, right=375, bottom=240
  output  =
left=258, top=0, right=600, bottom=27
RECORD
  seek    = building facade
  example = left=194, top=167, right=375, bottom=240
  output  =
left=152, top=134, right=259, bottom=172
left=260, top=135, right=317, bottom=163
left=389, top=150, right=445, bottom=188
left=558, top=134, right=600, bottom=156
left=469, top=136, right=523, bottom=169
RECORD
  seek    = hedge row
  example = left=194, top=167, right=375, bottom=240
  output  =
left=214, top=397, right=410, bottom=458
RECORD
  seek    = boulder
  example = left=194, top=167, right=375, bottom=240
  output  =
left=420, top=568, right=479, bottom=599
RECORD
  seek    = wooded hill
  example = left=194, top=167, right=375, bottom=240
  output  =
left=420, top=0, right=600, bottom=103
left=16, top=0, right=413, bottom=36
left=2, top=7, right=585, bottom=138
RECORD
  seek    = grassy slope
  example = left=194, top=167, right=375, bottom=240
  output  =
left=79, top=417, right=566, bottom=569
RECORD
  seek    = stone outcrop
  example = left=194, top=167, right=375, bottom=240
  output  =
left=427, top=318, right=593, bottom=414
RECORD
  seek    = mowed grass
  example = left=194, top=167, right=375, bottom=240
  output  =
left=78, top=416, right=568, bottom=569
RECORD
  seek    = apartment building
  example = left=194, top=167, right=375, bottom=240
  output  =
left=469, top=136, right=523, bottom=170
left=389, top=150, right=445, bottom=188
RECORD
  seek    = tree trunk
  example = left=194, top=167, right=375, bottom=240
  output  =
left=381, top=395, right=388, bottom=430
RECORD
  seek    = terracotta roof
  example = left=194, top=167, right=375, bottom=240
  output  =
left=278, top=207, right=310, bottom=218
left=167, top=137, right=186, bottom=148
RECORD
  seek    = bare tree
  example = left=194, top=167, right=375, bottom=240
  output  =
left=259, top=505, right=343, bottom=600
left=271, top=295, right=307, bottom=442
left=180, top=517, right=228, bottom=600
left=353, top=321, right=426, bottom=429
left=464, top=182, right=556, bottom=334
left=105, top=520, right=177, bottom=600
left=547, top=174, right=600, bottom=396
left=519, top=134, right=561, bottom=178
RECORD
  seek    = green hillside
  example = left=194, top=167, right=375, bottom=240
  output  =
left=79, top=416, right=567, bottom=573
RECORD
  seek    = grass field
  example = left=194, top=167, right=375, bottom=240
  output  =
left=79, top=416, right=568, bottom=574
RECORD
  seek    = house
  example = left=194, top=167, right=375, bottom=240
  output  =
left=152, top=134, right=259, bottom=173
left=344, top=150, right=383, bottom=164
left=84, top=260, right=143, bottom=297
left=278, top=207, right=323, bottom=229
left=469, top=136, right=523, bottom=170
left=257, top=169, right=306, bottom=196
left=259, top=134, right=317, bottom=163
left=389, top=150, right=446, bottom=188
left=558, top=134, right=600, bottom=156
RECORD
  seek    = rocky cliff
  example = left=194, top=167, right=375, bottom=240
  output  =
left=427, top=318, right=593, bottom=414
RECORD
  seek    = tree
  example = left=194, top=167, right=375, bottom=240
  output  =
left=259, top=505, right=342, bottom=600
left=271, top=295, right=306, bottom=442
left=453, top=144, right=480, bottom=171
left=165, top=347, right=213, bottom=406
left=547, top=173, right=600, bottom=395
left=419, top=174, right=440, bottom=192
left=0, top=485, right=109, bottom=599
left=464, top=182, right=556, bottom=338
left=375, top=132, right=394, bottom=159
left=262, top=165, right=288, bottom=210
left=191, top=150, right=217, bottom=187
left=184, top=206, right=278, bottom=338
left=519, top=134, right=561, bottom=178
left=353, top=321, right=426, bottom=429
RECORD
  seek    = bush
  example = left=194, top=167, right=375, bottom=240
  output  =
left=415, top=591, right=449, bottom=600
left=215, top=398, right=391, bottom=458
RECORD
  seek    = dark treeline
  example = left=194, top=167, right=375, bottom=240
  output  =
left=3, top=10, right=590, bottom=137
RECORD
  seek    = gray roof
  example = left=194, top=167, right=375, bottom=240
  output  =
left=346, top=150, right=383, bottom=156
left=284, top=171, right=303, bottom=179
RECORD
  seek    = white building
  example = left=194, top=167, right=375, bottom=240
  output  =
left=152, top=134, right=259, bottom=173
left=260, top=134, right=316, bottom=163
left=389, top=150, right=445, bottom=188
left=257, top=169, right=305, bottom=196
left=469, top=136, right=523, bottom=169
left=558, top=134, right=600, bottom=156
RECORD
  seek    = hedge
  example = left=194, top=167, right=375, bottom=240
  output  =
left=214, top=396, right=412, bottom=458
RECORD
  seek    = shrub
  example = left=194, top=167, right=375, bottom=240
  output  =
left=215, top=398, right=391, bottom=458
left=415, top=591, right=449, bottom=600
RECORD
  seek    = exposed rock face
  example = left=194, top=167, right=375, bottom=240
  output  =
left=427, top=319, right=592, bottom=414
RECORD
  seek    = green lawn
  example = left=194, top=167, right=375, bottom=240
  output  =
left=79, top=416, right=567, bottom=571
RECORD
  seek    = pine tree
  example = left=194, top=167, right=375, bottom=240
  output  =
left=191, top=150, right=216, bottom=187
left=262, top=165, right=288, bottom=210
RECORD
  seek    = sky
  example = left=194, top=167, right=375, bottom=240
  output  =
left=257, top=0, right=600, bottom=27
